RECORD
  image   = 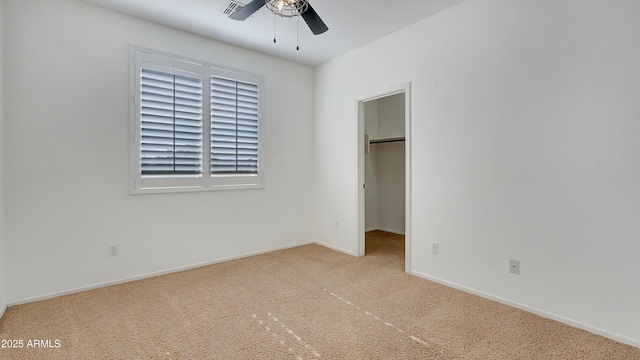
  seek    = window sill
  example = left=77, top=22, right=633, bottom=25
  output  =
left=129, top=183, right=264, bottom=195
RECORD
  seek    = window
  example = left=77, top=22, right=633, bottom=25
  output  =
left=130, top=47, right=263, bottom=193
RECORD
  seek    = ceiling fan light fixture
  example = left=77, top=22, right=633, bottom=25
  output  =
left=266, top=0, right=308, bottom=18
left=229, top=0, right=328, bottom=36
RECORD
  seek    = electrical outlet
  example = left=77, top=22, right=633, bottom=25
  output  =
left=109, top=244, right=119, bottom=257
left=509, top=259, right=520, bottom=274
left=431, top=242, right=439, bottom=254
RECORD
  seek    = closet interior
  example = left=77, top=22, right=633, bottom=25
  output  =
left=364, top=93, right=406, bottom=241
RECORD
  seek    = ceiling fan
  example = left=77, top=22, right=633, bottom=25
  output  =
left=230, top=0, right=329, bottom=35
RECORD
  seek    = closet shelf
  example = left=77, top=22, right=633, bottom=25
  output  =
left=369, top=136, right=405, bottom=144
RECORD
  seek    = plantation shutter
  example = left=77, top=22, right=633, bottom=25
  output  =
left=211, top=76, right=259, bottom=174
left=140, top=68, right=203, bottom=176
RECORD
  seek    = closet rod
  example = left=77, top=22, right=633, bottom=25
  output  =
left=370, top=137, right=405, bottom=145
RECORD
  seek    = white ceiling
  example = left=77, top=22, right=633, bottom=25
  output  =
left=81, top=0, right=466, bottom=67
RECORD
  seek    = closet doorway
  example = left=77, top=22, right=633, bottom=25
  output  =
left=356, top=83, right=411, bottom=273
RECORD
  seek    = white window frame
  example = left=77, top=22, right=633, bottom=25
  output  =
left=129, top=46, right=264, bottom=194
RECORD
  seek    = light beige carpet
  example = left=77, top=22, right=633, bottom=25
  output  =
left=1, top=231, right=638, bottom=359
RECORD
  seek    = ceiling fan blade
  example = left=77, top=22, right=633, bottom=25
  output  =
left=229, top=0, right=265, bottom=21
left=301, top=3, right=328, bottom=35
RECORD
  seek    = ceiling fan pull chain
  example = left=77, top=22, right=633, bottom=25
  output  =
left=296, top=16, right=300, bottom=51
left=273, top=13, right=277, bottom=43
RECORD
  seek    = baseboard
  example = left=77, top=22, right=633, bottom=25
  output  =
left=0, top=303, right=6, bottom=319
left=314, top=240, right=357, bottom=256
left=8, top=241, right=314, bottom=307
left=411, top=270, right=640, bottom=349
left=377, top=227, right=405, bottom=235
left=367, top=227, right=405, bottom=236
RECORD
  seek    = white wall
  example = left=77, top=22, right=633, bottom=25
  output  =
left=314, top=0, right=640, bottom=347
left=376, top=142, right=405, bottom=234
left=4, top=0, right=314, bottom=303
left=376, top=93, right=405, bottom=140
left=0, top=0, right=7, bottom=317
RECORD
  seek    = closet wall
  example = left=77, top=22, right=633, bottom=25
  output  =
left=364, top=93, right=405, bottom=234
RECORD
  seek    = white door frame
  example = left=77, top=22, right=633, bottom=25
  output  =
left=356, top=83, right=412, bottom=273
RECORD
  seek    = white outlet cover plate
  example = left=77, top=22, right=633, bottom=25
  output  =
left=509, top=259, right=520, bottom=274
